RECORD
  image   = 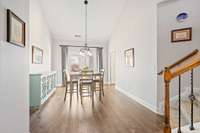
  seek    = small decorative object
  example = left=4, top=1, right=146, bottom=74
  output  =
left=82, top=66, right=89, bottom=71
left=125, top=48, right=134, bottom=67
left=82, top=66, right=89, bottom=75
left=69, top=56, right=80, bottom=72
left=176, top=12, right=188, bottom=22
left=7, top=9, right=25, bottom=47
left=171, top=28, right=192, bottom=43
left=32, top=46, right=43, bottom=64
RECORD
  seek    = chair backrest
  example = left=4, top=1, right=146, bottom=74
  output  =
left=93, top=73, right=102, bottom=80
left=64, top=71, right=71, bottom=84
left=100, top=68, right=104, bottom=79
left=81, top=70, right=93, bottom=80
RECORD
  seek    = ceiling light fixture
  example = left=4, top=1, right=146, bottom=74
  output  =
left=80, top=0, right=92, bottom=56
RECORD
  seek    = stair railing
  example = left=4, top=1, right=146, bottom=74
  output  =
left=158, top=49, right=198, bottom=76
left=158, top=49, right=200, bottom=133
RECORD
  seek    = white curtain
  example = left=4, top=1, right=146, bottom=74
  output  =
left=96, top=48, right=103, bottom=72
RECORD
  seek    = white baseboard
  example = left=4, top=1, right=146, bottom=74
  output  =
left=115, top=86, right=161, bottom=115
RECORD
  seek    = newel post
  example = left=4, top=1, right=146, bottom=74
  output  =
left=164, top=68, right=172, bottom=133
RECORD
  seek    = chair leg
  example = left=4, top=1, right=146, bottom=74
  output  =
left=70, top=83, right=73, bottom=106
left=80, top=84, right=83, bottom=104
left=99, top=82, right=102, bottom=101
left=91, top=83, right=94, bottom=105
left=64, top=84, right=68, bottom=102
left=94, top=82, right=96, bottom=93
left=76, top=83, right=79, bottom=100
left=90, top=85, right=92, bottom=98
left=101, top=81, right=104, bottom=96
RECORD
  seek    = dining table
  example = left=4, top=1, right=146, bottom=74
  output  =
left=69, top=71, right=102, bottom=79
left=67, top=71, right=103, bottom=104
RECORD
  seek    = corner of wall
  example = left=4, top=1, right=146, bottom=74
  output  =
left=115, top=86, right=160, bottom=115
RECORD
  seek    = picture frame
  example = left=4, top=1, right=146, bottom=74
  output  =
left=125, top=48, right=134, bottom=67
left=32, top=46, right=43, bottom=64
left=7, top=9, right=26, bottom=47
left=171, top=27, right=192, bottom=43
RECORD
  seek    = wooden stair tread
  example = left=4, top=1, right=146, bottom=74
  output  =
left=181, top=101, right=200, bottom=123
left=171, top=107, right=188, bottom=128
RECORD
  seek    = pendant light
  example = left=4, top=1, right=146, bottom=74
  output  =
left=80, top=0, right=92, bottom=56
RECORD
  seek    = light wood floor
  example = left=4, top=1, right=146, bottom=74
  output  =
left=30, top=85, right=164, bottom=133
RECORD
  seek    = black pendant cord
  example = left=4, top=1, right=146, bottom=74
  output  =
left=84, top=0, right=88, bottom=48
left=189, top=69, right=195, bottom=130
left=178, top=75, right=182, bottom=133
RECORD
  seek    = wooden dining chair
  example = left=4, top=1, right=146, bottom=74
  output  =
left=79, top=70, right=94, bottom=104
left=93, top=73, right=103, bottom=101
left=63, top=72, right=79, bottom=104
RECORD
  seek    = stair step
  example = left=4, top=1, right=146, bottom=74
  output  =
left=172, top=122, right=200, bottom=133
left=171, top=107, right=188, bottom=128
left=181, top=101, right=200, bottom=124
left=170, top=100, right=200, bottom=128
left=170, top=90, right=200, bottom=129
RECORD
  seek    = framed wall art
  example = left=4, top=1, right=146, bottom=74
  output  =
left=32, top=46, right=43, bottom=64
left=125, top=48, right=134, bottom=67
left=7, top=9, right=26, bottom=47
left=171, top=27, right=192, bottom=43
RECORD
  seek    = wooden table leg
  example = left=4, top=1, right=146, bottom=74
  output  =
left=99, top=82, right=102, bottom=101
left=70, top=82, right=73, bottom=106
left=92, top=83, right=94, bottom=106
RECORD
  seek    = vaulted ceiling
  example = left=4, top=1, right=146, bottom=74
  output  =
left=40, top=0, right=127, bottom=42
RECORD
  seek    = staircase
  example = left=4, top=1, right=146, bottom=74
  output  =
left=171, top=90, right=200, bottom=128
left=158, top=49, right=200, bottom=133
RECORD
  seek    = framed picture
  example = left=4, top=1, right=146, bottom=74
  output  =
left=171, top=27, right=192, bottom=43
left=32, top=46, right=43, bottom=64
left=7, top=9, right=25, bottom=47
left=125, top=48, right=134, bottom=67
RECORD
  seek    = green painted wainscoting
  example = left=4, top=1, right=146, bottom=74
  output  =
left=30, top=71, right=56, bottom=107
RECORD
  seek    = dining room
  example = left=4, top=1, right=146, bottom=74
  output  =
left=29, top=0, right=165, bottom=132
left=61, top=44, right=105, bottom=103
left=1, top=0, right=186, bottom=132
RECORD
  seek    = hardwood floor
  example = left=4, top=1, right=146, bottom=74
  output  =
left=30, top=85, right=164, bottom=133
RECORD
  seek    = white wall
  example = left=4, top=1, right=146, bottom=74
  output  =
left=157, top=0, right=200, bottom=111
left=0, top=0, right=29, bottom=132
left=109, top=0, right=159, bottom=112
left=29, top=0, right=52, bottom=73
left=52, top=40, right=109, bottom=86
left=0, top=1, right=2, bottom=42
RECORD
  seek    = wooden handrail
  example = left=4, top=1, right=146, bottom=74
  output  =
left=158, top=49, right=199, bottom=75
left=163, top=49, right=200, bottom=133
left=171, top=60, right=200, bottom=79
left=167, top=49, right=198, bottom=70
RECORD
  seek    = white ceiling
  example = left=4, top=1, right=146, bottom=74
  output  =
left=40, top=0, right=127, bottom=42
